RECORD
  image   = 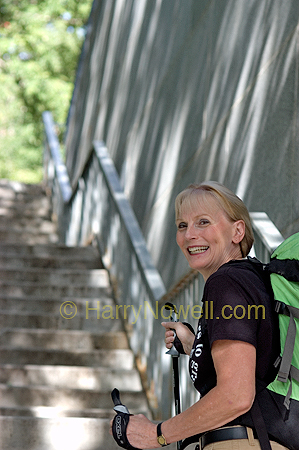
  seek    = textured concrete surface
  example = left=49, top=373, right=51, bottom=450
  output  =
left=65, top=0, right=299, bottom=290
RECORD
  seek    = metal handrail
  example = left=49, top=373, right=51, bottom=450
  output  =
left=93, top=141, right=166, bottom=302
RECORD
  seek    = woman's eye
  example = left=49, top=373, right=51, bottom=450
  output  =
left=197, top=219, right=210, bottom=226
left=177, top=222, right=187, bottom=229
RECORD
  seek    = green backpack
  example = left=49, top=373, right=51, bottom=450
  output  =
left=247, top=232, right=299, bottom=450
left=266, top=232, right=299, bottom=409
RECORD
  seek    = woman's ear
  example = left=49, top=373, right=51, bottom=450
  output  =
left=232, top=220, right=246, bottom=244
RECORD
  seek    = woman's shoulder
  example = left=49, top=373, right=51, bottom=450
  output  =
left=209, top=258, right=261, bottom=279
left=206, top=258, right=269, bottom=295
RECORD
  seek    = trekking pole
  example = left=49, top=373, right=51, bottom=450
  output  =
left=165, top=302, right=182, bottom=450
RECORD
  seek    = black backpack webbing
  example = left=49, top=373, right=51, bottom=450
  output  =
left=250, top=397, right=272, bottom=450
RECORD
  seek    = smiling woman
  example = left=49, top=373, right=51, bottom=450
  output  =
left=110, top=181, right=292, bottom=450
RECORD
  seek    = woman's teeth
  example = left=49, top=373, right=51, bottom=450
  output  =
left=188, top=246, right=209, bottom=254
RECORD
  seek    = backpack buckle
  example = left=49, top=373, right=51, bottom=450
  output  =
left=275, top=300, right=288, bottom=315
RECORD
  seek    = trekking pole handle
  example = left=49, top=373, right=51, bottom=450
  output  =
left=111, top=388, right=131, bottom=414
left=165, top=302, right=180, bottom=357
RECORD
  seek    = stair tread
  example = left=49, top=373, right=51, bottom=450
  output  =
left=0, top=257, right=102, bottom=270
left=0, top=384, right=148, bottom=410
left=0, top=268, right=110, bottom=287
left=0, top=363, right=136, bottom=372
left=0, top=328, right=125, bottom=336
left=0, top=315, right=123, bottom=332
left=0, top=346, right=131, bottom=354
left=0, top=283, right=107, bottom=298
left=0, top=405, right=116, bottom=418
left=0, top=347, right=134, bottom=368
left=0, top=363, right=142, bottom=391
left=0, top=242, right=101, bottom=255
left=0, top=308, right=116, bottom=317
left=0, top=406, right=113, bottom=419
left=0, top=329, right=129, bottom=350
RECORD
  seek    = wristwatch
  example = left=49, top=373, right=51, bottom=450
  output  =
left=157, top=422, right=168, bottom=447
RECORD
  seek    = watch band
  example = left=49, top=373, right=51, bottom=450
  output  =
left=157, top=422, right=168, bottom=447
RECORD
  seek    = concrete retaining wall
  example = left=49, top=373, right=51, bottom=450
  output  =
left=65, top=0, right=299, bottom=290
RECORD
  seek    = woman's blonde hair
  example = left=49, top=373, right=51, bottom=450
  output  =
left=175, top=181, right=254, bottom=257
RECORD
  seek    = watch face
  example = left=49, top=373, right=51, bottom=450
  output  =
left=157, top=436, right=166, bottom=446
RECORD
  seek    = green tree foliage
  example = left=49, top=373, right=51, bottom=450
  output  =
left=0, top=0, right=92, bottom=182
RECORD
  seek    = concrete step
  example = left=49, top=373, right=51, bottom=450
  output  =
left=0, top=194, right=51, bottom=211
left=0, top=253, right=102, bottom=270
left=0, top=180, right=46, bottom=197
left=0, top=384, right=147, bottom=410
left=0, top=187, right=50, bottom=207
left=0, top=228, right=58, bottom=244
left=0, top=310, right=123, bottom=332
left=0, top=267, right=109, bottom=286
left=0, top=329, right=129, bottom=351
left=0, top=242, right=101, bottom=259
left=0, top=405, right=117, bottom=419
left=0, top=203, right=51, bottom=219
left=0, top=216, right=57, bottom=233
left=0, top=347, right=134, bottom=368
left=0, top=296, right=114, bottom=314
left=0, top=364, right=142, bottom=391
left=0, top=281, right=106, bottom=298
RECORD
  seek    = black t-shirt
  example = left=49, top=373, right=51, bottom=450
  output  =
left=188, top=259, right=299, bottom=449
left=189, top=259, right=280, bottom=397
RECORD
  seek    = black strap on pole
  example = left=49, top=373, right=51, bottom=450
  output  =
left=165, top=302, right=183, bottom=450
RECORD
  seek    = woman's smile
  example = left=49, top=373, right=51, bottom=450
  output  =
left=187, top=246, right=209, bottom=255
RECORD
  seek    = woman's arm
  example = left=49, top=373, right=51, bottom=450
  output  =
left=124, top=339, right=256, bottom=448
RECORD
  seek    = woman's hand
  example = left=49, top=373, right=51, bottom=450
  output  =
left=110, top=414, right=157, bottom=449
left=109, top=340, right=256, bottom=447
left=161, top=321, right=195, bottom=355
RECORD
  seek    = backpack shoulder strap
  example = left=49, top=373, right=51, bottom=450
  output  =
left=268, top=258, right=299, bottom=282
left=269, top=255, right=299, bottom=409
left=276, top=304, right=299, bottom=384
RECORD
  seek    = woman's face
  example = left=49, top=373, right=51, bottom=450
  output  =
left=176, top=194, right=244, bottom=280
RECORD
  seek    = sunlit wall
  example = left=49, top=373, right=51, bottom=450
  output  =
left=65, top=0, right=299, bottom=290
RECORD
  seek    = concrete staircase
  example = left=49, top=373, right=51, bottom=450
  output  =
left=0, top=180, right=150, bottom=450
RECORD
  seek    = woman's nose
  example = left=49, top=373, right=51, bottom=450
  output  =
left=185, top=225, right=197, bottom=240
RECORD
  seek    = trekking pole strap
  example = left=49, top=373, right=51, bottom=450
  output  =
left=111, top=388, right=141, bottom=450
